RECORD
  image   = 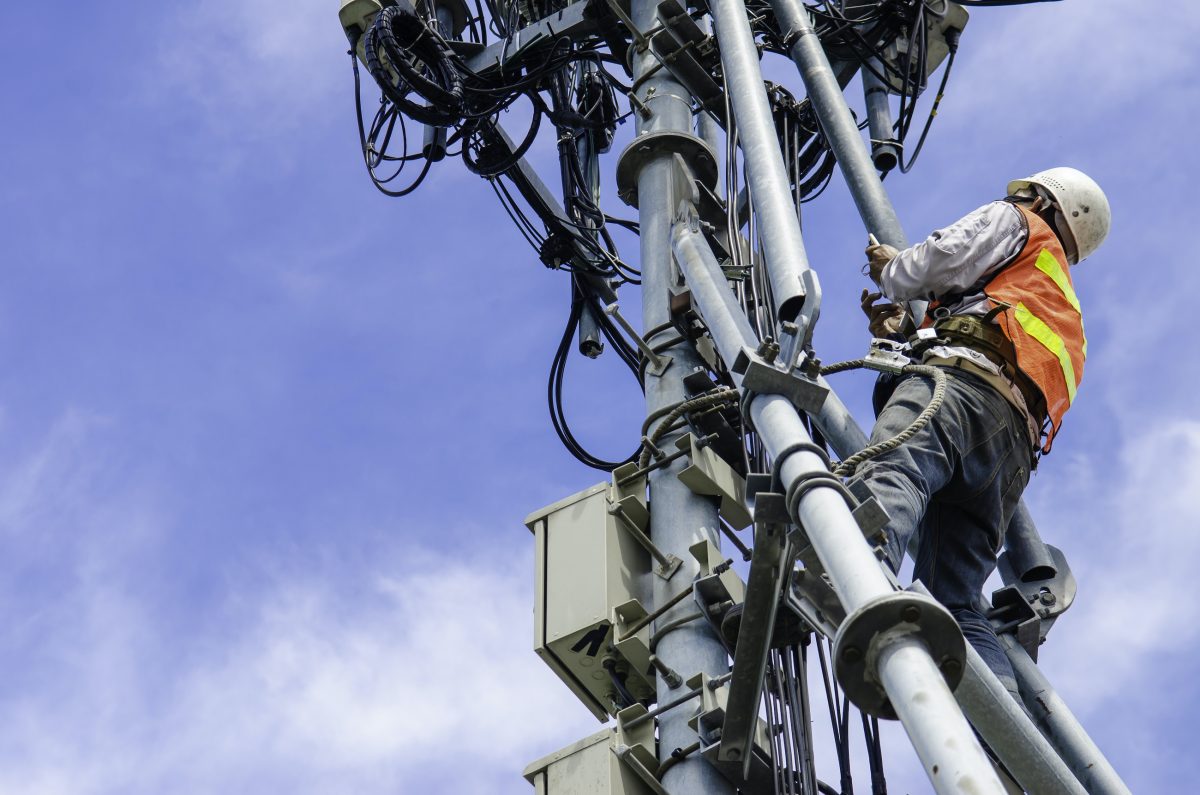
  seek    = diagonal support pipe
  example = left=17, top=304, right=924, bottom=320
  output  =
left=708, top=0, right=813, bottom=329
left=909, top=583, right=1089, bottom=795
left=1001, top=635, right=1133, bottom=795
left=672, top=218, right=1006, bottom=795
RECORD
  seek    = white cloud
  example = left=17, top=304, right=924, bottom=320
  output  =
left=947, top=1, right=1200, bottom=124
left=0, top=408, right=598, bottom=794
left=1036, top=418, right=1200, bottom=705
left=151, top=0, right=349, bottom=138
left=0, top=543, right=598, bottom=795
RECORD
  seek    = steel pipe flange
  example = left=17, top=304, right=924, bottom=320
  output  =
left=615, top=131, right=718, bottom=208
left=832, top=591, right=965, bottom=719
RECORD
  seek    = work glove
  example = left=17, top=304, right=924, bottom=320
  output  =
left=864, top=242, right=899, bottom=285
left=860, top=289, right=904, bottom=338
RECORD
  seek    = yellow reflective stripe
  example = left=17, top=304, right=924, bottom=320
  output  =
left=1015, top=303, right=1078, bottom=404
left=1033, top=248, right=1087, bottom=358
left=1033, top=249, right=1081, bottom=314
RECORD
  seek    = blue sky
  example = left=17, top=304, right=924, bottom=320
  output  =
left=0, top=0, right=1196, bottom=792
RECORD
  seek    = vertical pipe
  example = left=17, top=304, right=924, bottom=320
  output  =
left=694, top=17, right=724, bottom=197
left=862, top=60, right=900, bottom=173
left=422, top=4, right=456, bottom=161
left=629, top=4, right=737, bottom=791
left=1003, top=500, right=1057, bottom=582
left=769, top=0, right=907, bottom=249
left=709, top=0, right=812, bottom=326
left=1001, top=635, right=1133, bottom=795
left=575, top=64, right=605, bottom=359
left=578, top=301, right=604, bottom=357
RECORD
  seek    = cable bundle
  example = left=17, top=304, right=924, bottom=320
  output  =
left=365, top=5, right=465, bottom=126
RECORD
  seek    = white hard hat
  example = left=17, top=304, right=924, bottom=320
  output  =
left=1007, top=167, right=1110, bottom=264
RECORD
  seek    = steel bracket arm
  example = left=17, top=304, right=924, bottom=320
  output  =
left=717, top=489, right=791, bottom=777
left=489, top=122, right=619, bottom=303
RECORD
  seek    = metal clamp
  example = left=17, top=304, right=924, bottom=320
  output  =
left=614, top=704, right=672, bottom=795
left=990, top=544, right=1076, bottom=661
left=605, top=302, right=673, bottom=377
left=733, top=346, right=829, bottom=415
left=832, top=591, right=965, bottom=719
left=608, top=499, right=682, bottom=579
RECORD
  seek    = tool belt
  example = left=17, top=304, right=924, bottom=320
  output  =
left=910, top=313, right=1047, bottom=424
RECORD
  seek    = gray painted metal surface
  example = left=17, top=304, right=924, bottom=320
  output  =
left=629, top=0, right=736, bottom=789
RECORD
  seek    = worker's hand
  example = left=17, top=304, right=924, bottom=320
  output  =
left=860, top=289, right=904, bottom=337
left=864, top=242, right=899, bottom=285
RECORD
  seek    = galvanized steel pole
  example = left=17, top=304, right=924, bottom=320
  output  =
left=628, top=4, right=736, bottom=791
left=770, top=0, right=907, bottom=249
left=709, top=0, right=811, bottom=325
left=1002, top=635, right=1133, bottom=795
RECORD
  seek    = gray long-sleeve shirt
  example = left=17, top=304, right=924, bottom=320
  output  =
left=880, top=200, right=1027, bottom=310
left=880, top=200, right=1040, bottom=442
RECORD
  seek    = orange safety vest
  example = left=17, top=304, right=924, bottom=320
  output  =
left=984, top=204, right=1086, bottom=453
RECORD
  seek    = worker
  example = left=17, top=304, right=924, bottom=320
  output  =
left=855, top=167, right=1110, bottom=694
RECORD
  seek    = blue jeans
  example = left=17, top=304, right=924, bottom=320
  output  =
left=857, top=368, right=1030, bottom=692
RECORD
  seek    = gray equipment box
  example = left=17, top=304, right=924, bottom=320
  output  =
left=526, top=478, right=654, bottom=720
left=523, top=725, right=657, bottom=795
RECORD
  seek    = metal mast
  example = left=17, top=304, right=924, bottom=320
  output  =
left=336, top=0, right=1133, bottom=791
left=626, top=0, right=735, bottom=787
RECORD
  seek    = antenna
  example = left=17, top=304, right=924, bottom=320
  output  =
left=337, top=0, right=1131, bottom=791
